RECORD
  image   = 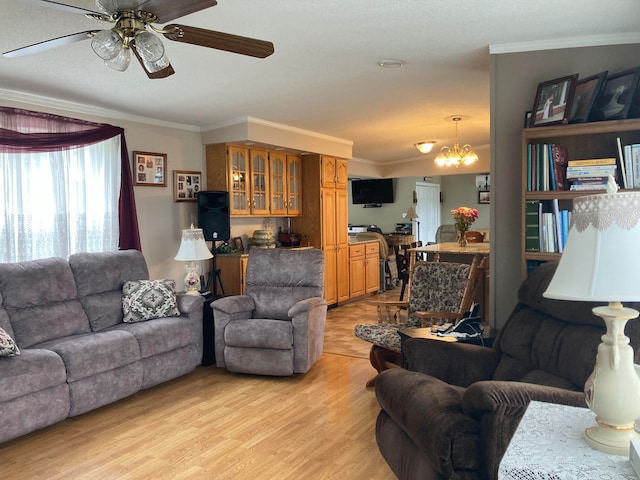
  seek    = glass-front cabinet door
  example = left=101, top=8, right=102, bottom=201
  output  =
left=250, top=149, right=270, bottom=215
left=269, top=152, right=287, bottom=215
left=287, top=155, right=302, bottom=215
left=228, top=145, right=249, bottom=215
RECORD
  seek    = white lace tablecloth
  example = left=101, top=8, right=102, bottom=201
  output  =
left=498, top=401, right=637, bottom=480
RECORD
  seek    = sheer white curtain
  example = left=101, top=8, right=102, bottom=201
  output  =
left=0, top=137, right=121, bottom=262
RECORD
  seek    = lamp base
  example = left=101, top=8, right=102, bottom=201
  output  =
left=183, top=261, right=201, bottom=295
left=584, top=425, right=640, bottom=456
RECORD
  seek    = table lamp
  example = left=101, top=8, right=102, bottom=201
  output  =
left=405, top=206, right=420, bottom=241
left=543, top=185, right=640, bottom=455
left=174, top=224, right=213, bottom=295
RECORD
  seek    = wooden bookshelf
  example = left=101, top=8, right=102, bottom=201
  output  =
left=521, top=118, right=640, bottom=278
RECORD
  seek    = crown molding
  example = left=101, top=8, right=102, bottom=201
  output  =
left=0, top=87, right=200, bottom=132
left=490, top=33, right=640, bottom=55
left=202, top=115, right=353, bottom=146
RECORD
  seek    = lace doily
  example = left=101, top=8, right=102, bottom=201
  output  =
left=498, top=401, right=637, bottom=479
left=572, top=192, right=640, bottom=233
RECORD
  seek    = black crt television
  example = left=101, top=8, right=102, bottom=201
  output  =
left=351, top=178, right=394, bottom=205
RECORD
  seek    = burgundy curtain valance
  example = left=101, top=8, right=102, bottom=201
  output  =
left=0, top=106, right=141, bottom=251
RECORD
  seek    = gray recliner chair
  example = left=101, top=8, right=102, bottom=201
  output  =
left=211, top=248, right=327, bottom=376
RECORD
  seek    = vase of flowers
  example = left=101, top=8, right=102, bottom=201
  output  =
left=451, top=206, right=479, bottom=247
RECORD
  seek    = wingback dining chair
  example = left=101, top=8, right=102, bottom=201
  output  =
left=211, top=248, right=327, bottom=376
left=354, top=256, right=485, bottom=386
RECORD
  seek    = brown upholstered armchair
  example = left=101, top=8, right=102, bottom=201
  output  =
left=374, top=261, right=640, bottom=479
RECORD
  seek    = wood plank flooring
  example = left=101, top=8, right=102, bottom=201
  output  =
left=0, top=289, right=401, bottom=479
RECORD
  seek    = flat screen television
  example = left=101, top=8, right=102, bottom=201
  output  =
left=351, top=178, right=394, bottom=205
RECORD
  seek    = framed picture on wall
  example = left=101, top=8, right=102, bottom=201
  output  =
left=133, top=151, right=167, bottom=186
left=173, top=170, right=201, bottom=202
left=478, top=191, right=490, bottom=204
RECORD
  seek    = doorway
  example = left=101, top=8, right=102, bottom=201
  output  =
left=415, top=182, right=440, bottom=243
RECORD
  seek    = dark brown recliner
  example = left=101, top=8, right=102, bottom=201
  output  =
left=374, top=261, right=640, bottom=479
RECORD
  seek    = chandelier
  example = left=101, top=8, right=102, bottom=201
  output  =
left=434, top=116, right=478, bottom=167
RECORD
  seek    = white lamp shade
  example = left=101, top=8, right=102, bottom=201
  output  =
left=91, top=29, right=122, bottom=60
left=134, top=31, right=165, bottom=63
left=175, top=227, right=213, bottom=261
left=544, top=192, right=640, bottom=302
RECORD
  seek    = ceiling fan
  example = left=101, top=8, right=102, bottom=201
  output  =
left=3, top=0, right=274, bottom=79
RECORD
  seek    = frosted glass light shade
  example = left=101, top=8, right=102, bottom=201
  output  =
left=91, top=29, right=122, bottom=60
left=135, top=31, right=165, bottom=63
left=104, top=46, right=131, bottom=71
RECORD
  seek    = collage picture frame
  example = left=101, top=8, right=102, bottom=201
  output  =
left=173, top=170, right=202, bottom=202
left=133, top=151, right=167, bottom=186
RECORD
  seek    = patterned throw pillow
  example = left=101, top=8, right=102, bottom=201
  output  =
left=122, top=279, right=181, bottom=323
left=0, top=326, right=20, bottom=356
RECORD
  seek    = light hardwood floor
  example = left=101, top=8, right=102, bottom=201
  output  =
left=0, top=290, right=401, bottom=479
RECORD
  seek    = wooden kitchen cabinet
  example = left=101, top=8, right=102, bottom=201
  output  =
left=215, top=254, right=248, bottom=296
left=205, top=143, right=301, bottom=217
left=291, top=153, right=349, bottom=305
left=269, top=152, right=302, bottom=216
left=349, top=241, right=380, bottom=299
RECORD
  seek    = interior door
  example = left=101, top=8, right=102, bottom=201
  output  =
left=415, top=182, right=440, bottom=243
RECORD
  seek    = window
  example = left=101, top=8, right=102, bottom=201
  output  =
left=0, top=137, right=121, bottom=262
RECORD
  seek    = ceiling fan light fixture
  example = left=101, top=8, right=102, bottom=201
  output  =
left=104, top=45, right=131, bottom=71
left=91, top=29, right=123, bottom=60
left=135, top=31, right=164, bottom=63
left=140, top=51, right=171, bottom=73
left=414, top=141, right=436, bottom=154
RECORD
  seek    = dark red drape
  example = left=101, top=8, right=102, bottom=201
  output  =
left=0, top=107, right=141, bottom=251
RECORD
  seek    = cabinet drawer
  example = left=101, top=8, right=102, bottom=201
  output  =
left=349, top=244, right=365, bottom=257
left=365, top=243, right=379, bottom=256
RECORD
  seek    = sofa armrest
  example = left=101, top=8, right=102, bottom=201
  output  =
left=211, top=295, right=255, bottom=315
left=460, top=381, right=586, bottom=479
left=288, top=297, right=327, bottom=317
left=403, top=338, right=500, bottom=387
left=176, top=293, right=205, bottom=315
left=461, top=380, right=586, bottom=418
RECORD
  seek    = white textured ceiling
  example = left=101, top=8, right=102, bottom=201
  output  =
left=1, top=0, right=640, bottom=166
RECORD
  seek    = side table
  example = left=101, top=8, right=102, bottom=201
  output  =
left=201, top=293, right=222, bottom=366
left=499, top=401, right=636, bottom=479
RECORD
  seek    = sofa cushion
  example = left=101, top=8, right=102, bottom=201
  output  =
left=69, top=250, right=149, bottom=331
left=0, top=326, right=19, bottom=356
left=33, top=331, right=141, bottom=382
left=0, top=349, right=67, bottom=402
left=122, top=279, right=180, bottom=323
left=224, top=319, right=293, bottom=349
left=0, top=257, right=91, bottom=348
left=109, top=315, right=200, bottom=359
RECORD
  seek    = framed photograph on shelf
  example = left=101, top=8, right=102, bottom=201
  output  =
left=590, top=67, right=640, bottom=121
left=133, top=151, right=167, bottom=186
left=233, top=236, right=245, bottom=253
left=529, top=74, right=579, bottom=127
left=569, top=71, right=608, bottom=123
left=478, top=191, right=490, bottom=204
left=173, top=170, right=201, bottom=202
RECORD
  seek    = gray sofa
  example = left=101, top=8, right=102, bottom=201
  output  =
left=374, top=261, right=640, bottom=479
left=0, top=250, right=203, bottom=444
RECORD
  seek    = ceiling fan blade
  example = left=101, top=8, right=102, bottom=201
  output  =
left=163, top=25, right=274, bottom=58
left=38, top=0, right=106, bottom=18
left=131, top=43, right=175, bottom=79
left=139, top=0, right=217, bottom=23
left=3, top=31, right=98, bottom=58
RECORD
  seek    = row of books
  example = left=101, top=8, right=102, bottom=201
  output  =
left=525, top=200, right=570, bottom=253
left=525, top=142, right=632, bottom=192
left=525, top=143, right=568, bottom=192
left=616, top=140, right=640, bottom=189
